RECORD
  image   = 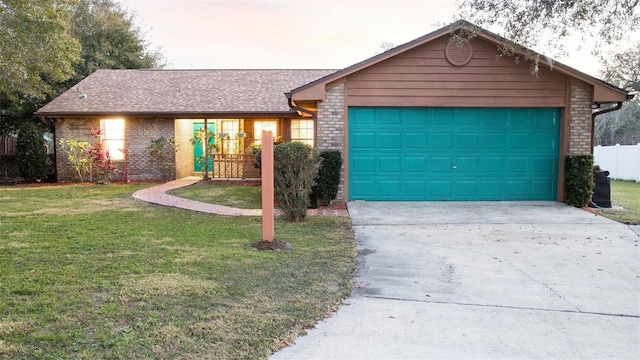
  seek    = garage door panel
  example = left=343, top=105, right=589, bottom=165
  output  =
left=352, top=132, right=375, bottom=149
left=404, top=157, right=428, bottom=172
left=431, top=157, right=454, bottom=172
left=352, top=156, right=375, bottom=173
left=405, top=180, right=427, bottom=196
left=455, top=181, right=478, bottom=196
left=378, top=180, right=402, bottom=197
left=431, top=133, right=454, bottom=149
left=403, top=108, right=430, bottom=125
left=351, top=180, right=375, bottom=199
left=379, top=133, right=402, bottom=149
left=532, top=158, right=556, bottom=174
left=479, top=157, right=505, bottom=173
left=379, top=157, right=401, bottom=172
left=506, top=181, right=528, bottom=196
left=351, top=108, right=376, bottom=125
left=377, top=108, right=402, bottom=125
left=534, top=134, right=557, bottom=149
left=478, top=180, right=503, bottom=196
left=456, top=133, right=480, bottom=149
left=429, top=181, right=452, bottom=197
left=532, top=181, right=555, bottom=197
left=508, top=134, right=532, bottom=149
left=405, top=133, right=428, bottom=149
left=349, top=107, right=559, bottom=201
left=481, top=133, right=505, bottom=148
left=507, top=158, right=529, bottom=173
left=456, top=157, right=478, bottom=172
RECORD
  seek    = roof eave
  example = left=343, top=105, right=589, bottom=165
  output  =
left=35, top=110, right=304, bottom=119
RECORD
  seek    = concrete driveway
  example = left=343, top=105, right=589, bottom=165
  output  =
left=271, top=202, right=640, bottom=360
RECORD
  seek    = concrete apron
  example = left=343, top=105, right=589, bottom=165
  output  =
left=271, top=201, right=640, bottom=360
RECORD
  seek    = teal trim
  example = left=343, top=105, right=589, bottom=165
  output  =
left=348, top=107, right=560, bottom=201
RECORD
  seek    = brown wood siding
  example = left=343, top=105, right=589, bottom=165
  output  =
left=346, top=36, right=568, bottom=108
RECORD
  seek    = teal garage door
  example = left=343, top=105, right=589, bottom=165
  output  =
left=349, top=107, right=560, bottom=201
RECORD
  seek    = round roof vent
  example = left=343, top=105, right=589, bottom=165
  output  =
left=445, top=41, right=473, bottom=66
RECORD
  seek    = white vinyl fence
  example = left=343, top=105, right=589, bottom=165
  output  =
left=593, top=144, right=640, bottom=182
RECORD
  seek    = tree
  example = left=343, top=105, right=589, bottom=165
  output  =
left=65, top=0, right=164, bottom=86
left=1, top=0, right=163, bottom=181
left=600, top=41, right=640, bottom=94
left=378, top=42, right=396, bottom=53
left=594, top=42, right=640, bottom=146
left=594, top=102, right=640, bottom=145
left=0, top=0, right=81, bottom=101
left=457, top=1, right=640, bottom=58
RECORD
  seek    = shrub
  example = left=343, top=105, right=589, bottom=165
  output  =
left=58, top=138, right=91, bottom=182
left=565, top=154, right=594, bottom=207
left=314, top=150, right=343, bottom=206
left=273, top=142, right=321, bottom=221
left=16, top=122, right=47, bottom=182
left=148, top=136, right=178, bottom=181
left=87, top=127, right=114, bottom=183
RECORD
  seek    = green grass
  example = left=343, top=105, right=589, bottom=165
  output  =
left=595, top=180, right=640, bottom=225
left=168, top=182, right=262, bottom=209
left=0, top=184, right=356, bottom=359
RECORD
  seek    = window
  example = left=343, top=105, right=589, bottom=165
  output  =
left=253, top=120, right=277, bottom=146
left=291, top=119, right=314, bottom=146
left=100, top=119, right=125, bottom=160
left=221, top=120, right=240, bottom=154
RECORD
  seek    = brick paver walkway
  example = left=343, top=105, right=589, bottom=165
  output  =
left=132, top=177, right=348, bottom=217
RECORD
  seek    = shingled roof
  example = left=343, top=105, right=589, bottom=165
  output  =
left=36, top=69, right=337, bottom=117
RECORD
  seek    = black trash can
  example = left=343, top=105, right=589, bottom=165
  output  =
left=592, top=170, right=612, bottom=208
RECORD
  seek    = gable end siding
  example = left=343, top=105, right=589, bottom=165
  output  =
left=345, top=36, right=568, bottom=108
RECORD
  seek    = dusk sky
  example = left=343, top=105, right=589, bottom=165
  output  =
left=119, top=0, right=638, bottom=78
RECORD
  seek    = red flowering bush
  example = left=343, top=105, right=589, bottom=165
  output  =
left=87, top=127, right=115, bottom=183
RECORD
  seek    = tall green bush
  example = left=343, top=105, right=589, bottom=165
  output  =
left=16, top=123, right=47, bottom=182
left=314, top=150, right=343, bottom=206
left=148, top=136, right=178, bottom=181
left=273, top=142, right=320, bottom=221
left=565, top=154, right=594, bottom=207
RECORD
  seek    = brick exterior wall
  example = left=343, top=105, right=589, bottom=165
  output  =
left=55, top=118, right=175, bottom=182
left=568, top=84, right=593, bottom=154
left=126, top=118, right=175, bottom=181
left=55, top=118, right=99, bottom=182
left=316, top=84, right=346, bottom=201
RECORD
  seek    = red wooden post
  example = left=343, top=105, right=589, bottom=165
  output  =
left=261, top=128, right=274, bottom=242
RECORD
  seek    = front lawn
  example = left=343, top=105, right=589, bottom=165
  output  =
left=168, top=182, right=262, bottom=209
left=0, top=184, right=356, bottom=359
left=595, top=180, right=640, bottom=224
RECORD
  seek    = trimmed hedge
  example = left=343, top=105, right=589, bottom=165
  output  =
left=565, top=154, right=594, bottom=208
left=314, top=150, right=343, bottom=206
left=273, top=142, right=320, bottom=221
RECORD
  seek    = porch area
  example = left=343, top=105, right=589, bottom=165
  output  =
left=174, top=116, right=313, bottom=180
left=210, top=153, right=260, bottom=179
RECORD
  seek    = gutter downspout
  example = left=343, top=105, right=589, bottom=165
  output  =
left=591, top=101, right=625, bottom=150
left=285, top=93, right=317, bottom=121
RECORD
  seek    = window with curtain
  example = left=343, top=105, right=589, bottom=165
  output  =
left=253, top=120, right=277, bottom=146
left=100, top=119, right=125, bottom=160
left=291, top=119, right=314, bottom=146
